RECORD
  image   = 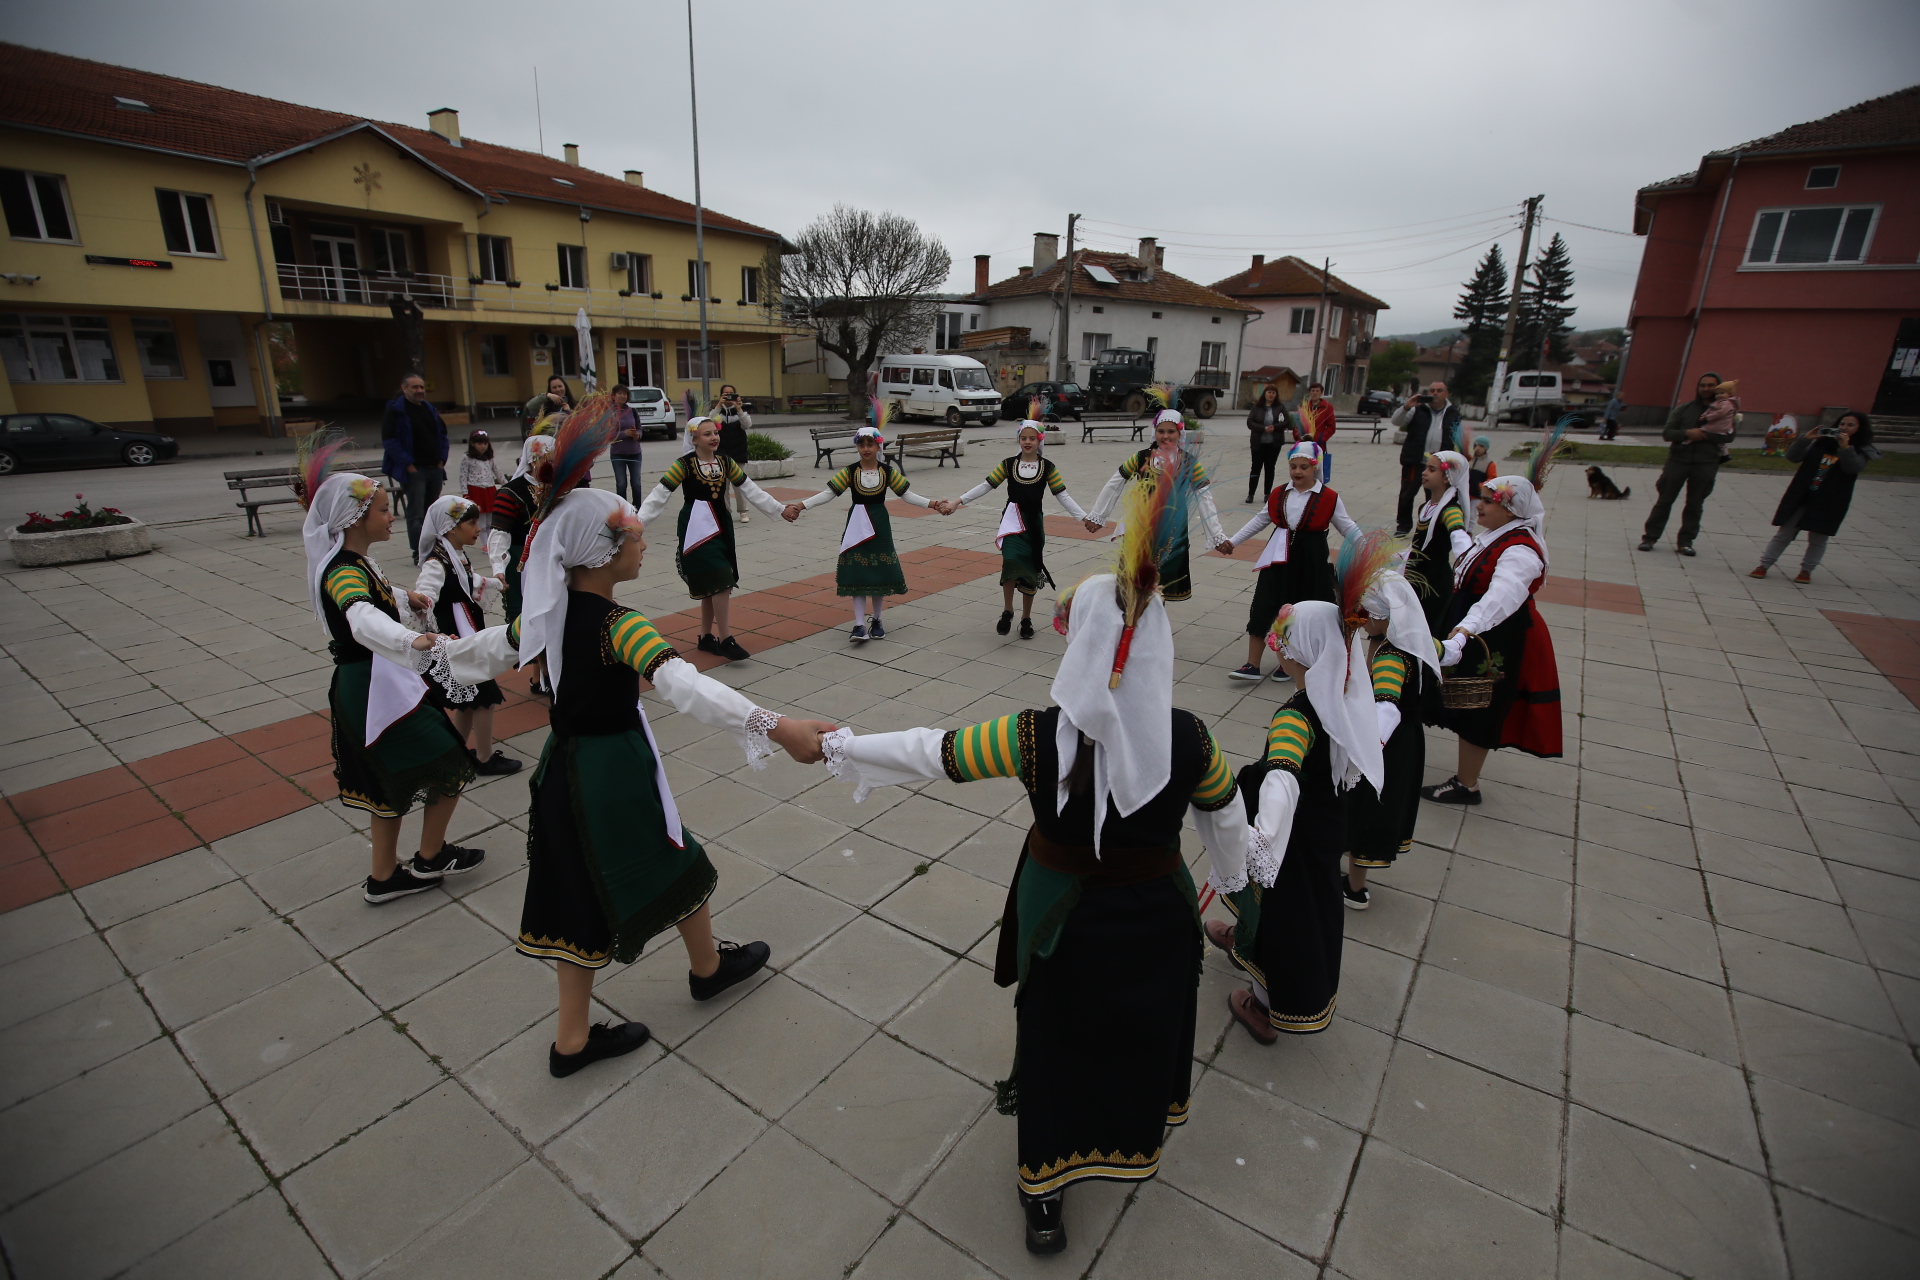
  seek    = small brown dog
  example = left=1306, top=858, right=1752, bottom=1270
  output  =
left=1586, top=466, right=1631, bottom=500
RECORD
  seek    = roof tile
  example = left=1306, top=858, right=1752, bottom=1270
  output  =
left=972, top=250, right=1256, bottom=313
left=1209, top=255, right=1388, bottom=311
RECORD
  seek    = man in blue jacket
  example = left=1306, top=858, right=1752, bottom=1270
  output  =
left=382, top=373, right=448, bottom=562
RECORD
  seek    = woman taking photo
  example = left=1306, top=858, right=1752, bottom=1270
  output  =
left=1245, top=383, right=1288, bottom=505
left=1749, top=411, right=1879, bottom=584
left=524, top=375, right=575, bottom=430
left=713, top=384, right=754, bottom=523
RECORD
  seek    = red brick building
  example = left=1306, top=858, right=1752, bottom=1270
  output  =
left=1620, top=85, right=1920, bottom=421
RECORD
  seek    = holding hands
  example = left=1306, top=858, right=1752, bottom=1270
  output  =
left=1083, top=517, right=1104, bottom=533
left=781, top=503, right=804, bottom=523
left=767, top=716, right=841, bottom=764
left=1215, top=540, right=1236, bottom=556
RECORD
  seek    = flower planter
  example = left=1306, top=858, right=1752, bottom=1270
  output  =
left=745, top=458, right=794, bottom=481
left=9, top=519, right=152, bottom=567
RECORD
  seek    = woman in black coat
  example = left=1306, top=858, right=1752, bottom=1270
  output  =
left=1245, top=384, right=1287, bottom=504
left=1750, top=411, right=1878, bottom=584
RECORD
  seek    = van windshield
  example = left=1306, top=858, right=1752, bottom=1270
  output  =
left=951, top=368, right=993, bottom=390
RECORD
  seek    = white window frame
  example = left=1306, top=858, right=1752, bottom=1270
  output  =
left=1329, top=306, right=1344, bottom=336
left=130, top=316, right=184, bottom=380
left=2, top=169, right=78, bottom=244
left=740, top=265, right=761, bottom=304
left=1080, top=332, right=1112, bottom=361
left=1323, top=364, right=1340, bottom=391
left=372, top=227, right=411, bottom=276
left=0, top=313, right=123, bottom=384
left=626, top=253, right=652, bottom=295
left=676, top=338, right=721, bottom=381
left=476, top=234, right=512, bottom=283
left=156, top=189, right=221, bottom=257
left=1199, top=341, right=1226, bottom=370
left=557, top=243, right=587, bottom=290
left=686, top=259, right=711, bottom=299
left=1288, top=306, right=1314, bottom=335
left=616, top=338, right=664, bottom=388
left=1743, top=204, right=1879, bottom=268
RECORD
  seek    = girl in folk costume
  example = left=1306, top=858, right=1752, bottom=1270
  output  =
left=1337, top=533, right=1443, bottom=909
left=410, top=495, right=520, bottom=777
left=1421, top=421, right=1568, bottom=806
left=512, top=414, right=837, bottom=1078
left=1208, top=600, right=1384, bottom=1041
left=781, top=400, right=938, bottom=642
left=487, top=432, right=555, bottom=624
left=458, top=431, right=503, bottom=535
left=1408, top=449, right=1475, bottom=633
left=1083, top=391, right=1227, bottom=602
left=635, top=416, right=788, bottom=661
left=298, top=436, right=513, bottom=904
left=821, top=469, right=1256, bottom=1256
left=942, top=408, right=1099, bottom=638
left=1219, top=439, right=1358, bottom=681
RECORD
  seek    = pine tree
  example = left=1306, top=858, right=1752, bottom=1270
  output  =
left=1513, top=233, right=1577, bottom=370
left=1450, top=244, right=1508, bottom=402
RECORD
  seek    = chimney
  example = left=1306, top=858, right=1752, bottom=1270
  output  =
left=624, top=170, right=644, bottom=187
left=1017, top=266, right=1033, bottom=280
left=1033, top=232, right=1059, bottom=273
left=563, top=143, right=580, bottom=166
left=1155, top=247, right=1164, bottom=268
left=1249, top=253, right=1264, bottom=285
left=1137, top=237, right=1158, bottom=280
left=974, top=255, right=990, bottom=294
left=427, top=108, right=461, bottom=147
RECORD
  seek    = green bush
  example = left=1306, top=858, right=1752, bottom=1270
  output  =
left=745, top=432, right=792, bottom=461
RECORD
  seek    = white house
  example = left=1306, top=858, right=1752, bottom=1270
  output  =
left=779, top=296, right=987, bottom=390
left=1210, top=255, right=1389, bottom=406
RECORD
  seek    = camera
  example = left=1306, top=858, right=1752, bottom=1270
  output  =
left=1416, top=394, right=1432, bottom=405
left=1814, top=425, right=1841, bottom=439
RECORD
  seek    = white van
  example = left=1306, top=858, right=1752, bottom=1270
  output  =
left=1491, top=370, right=1567, bottom=423
left=876, top=354, right=1001, bottom=426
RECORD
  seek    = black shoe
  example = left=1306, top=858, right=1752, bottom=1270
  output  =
left=1022, top=1193, right=1067, bottom=1255
left=548, top=1021, right=651, bottom=1079
left=1394, top=525, right=1411, bottom=537
left=1019, top=617, right=1034, bottom=639
left=849, top=624, right=869, bottom=643
left=411, top=842, right=486, bottom=877
left=869, top=619, right=886, bottom=639
left=996, top=610, right=1014, bottom=636
left=1677, top=544, right=1697, bottom=557
left=1637, top=539, right=1655, bottom=552
left=697, top=633, right=721, bottom=654
left=689, top=939, right=771, bottom=1001
left=471, top=749, right=523, bottom=776
left=363, top=866, right=441, bottom=904
left=716, top=635, right=751, bottom=662
left=1420, top=776, right=1481, bottom=806
left=1244, top=493, right=1257, bottom=505
left=1342, top=875, right=1371, bottom=910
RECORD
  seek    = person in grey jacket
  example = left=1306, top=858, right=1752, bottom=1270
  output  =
left=1749, top=411, right=1878, bottom=583
left=1245, top=383, right=1288, bottom=503
left=1391, top=382, right=1461, bottom=532
left=1637, top=372, right=1723, bottom=556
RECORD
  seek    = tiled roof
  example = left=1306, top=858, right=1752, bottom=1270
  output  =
left=1639, top=83, right=1920, bottom=195
left=0, top=42, right=780, bottom=240
left=1210, top=255, right=1389, bottom=312
left=971, top=250, right=1256, bottom=313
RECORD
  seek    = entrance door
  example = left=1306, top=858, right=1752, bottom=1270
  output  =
left=908, top=366, right=937, bottom=416
left=1873, top=318, right=1920, bottom=417
left=310, top=225, right=363, bottom=303
left=195, top=315, right=257, bottom=410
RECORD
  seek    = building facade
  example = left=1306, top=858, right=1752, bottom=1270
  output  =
left=1620, top=85, right=1920, bottom=421
left=0, top=44, right=791, bottom=435
left=1210, top=256, right=1388, bottom=406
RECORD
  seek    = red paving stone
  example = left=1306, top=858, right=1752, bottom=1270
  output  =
left=28, top=789, right=171, bottom=853
left=152, top=756, right=280, bottom=812
left=128, top=736, right=248, bottom=785
left=1538, top=576, right=1646, bottom=616
left=230, top=714, right=331, bottom=754
left=49, top=817, right=200, bottom=890
left=9, top=766, right=143, bottom=823
left=183, top=780, right=312, bottom=843
left=1823, top=610, right=1920, bottom=711
left=0, top=858, right=64, bottom=914
left=0, top=824, right=40, bottom=870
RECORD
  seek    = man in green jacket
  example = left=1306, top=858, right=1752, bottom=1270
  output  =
left=1638, top=372, right=1724, bottom=556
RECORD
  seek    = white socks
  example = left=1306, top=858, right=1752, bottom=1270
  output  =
left=853, top=599, right=868, bottom=627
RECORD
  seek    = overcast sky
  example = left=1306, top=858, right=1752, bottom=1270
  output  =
left=15, top=0, right=1919, bottom=334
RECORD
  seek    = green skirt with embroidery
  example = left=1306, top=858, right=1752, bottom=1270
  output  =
left=328, top=660, right=473, bottom=819
left=676, top=500, right=739, bottom=599
left=836, top=503, right=907, bottom=597
left=999, top=529, right=1052, bottom=595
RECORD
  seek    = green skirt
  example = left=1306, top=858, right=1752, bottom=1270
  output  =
left=676, top=500, right=738, bottom=599
left=328, top=660, right=473, bottom=819
left=837, top=504, right=908, bottom=598
left=1000, top=529, right=1052, bottom=595
left=502, top=532, right=526, bottom=624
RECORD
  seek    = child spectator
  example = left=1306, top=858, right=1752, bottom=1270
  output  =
left=459, top=431, right=503, bottom=535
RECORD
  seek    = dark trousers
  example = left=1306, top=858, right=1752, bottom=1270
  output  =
left=403, top=465, right=445, bottom=558
left=1642, top=459, right=1719, bottom=546
left=1394, top=462, right=1424, bottom=531
left=610, top=457, right=643, bottom=502
left=1247, top=442, right=1282, bottom=500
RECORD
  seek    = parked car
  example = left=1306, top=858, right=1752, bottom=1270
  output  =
left=0, top=413, right=178, bottom=475
left=1357, top=389, right=1398, bottom=417
left=628, top=386, right=678, bottom=441
left=876, top=353, right=1001, bottom=426
left=1002, top=381, right=1088, bottom=422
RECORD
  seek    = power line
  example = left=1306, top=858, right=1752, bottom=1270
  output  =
left=1078, top=203, right=1518, bottom=242
left=1543, top=215, right=1637, bottom=237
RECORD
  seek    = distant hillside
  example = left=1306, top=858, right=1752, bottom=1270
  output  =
left=1381, top=327, right=1462, bottom=348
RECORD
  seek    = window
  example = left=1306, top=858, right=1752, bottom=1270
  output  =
left=686, top=259, right=711, bottom=298
left=1080, top=332, right=1112, bottom=360
left=910, top=367, right=935, bottom=386
left=626, top=253, right=652, bottom=294
left=881, top=365, right=910, bottom=385
left=1211, top=316, right=1221, bottom=324
left=156, top=189, right=219, bottom=256
left=1806, top=165, right=1840, bottom=190
left=477, top=235, right=512, bottom=283
left=371, top=228, right=411, bottom=275
left=1328, top=306, right=1344, bottom=336
left=1199, top=341, right=1226, bottom=369
left=1289, top=306, right=1315, bottom=334
left=969, top=315, right=979, bottom=330
left=1146, top=336, right=1158, bottom=355
left=740, top=265, right=761, bottom=304
left=937, top=369, right=953, bottom=389
left=1746, top=205, right=1877, bottom=266
left=1151, top=311, right=1162, bottom=319
left=676, top=338, right=721, bottom=380
left=1323, top=364, right=1340, bottom=391
left=1091, top=306, right=1104, bottom=314
left=556, top=333, right=580, bottom=377
left=0, top=314, right=121, bottom=383
left=1, top=170, right=76, bottom=242
left=557, top=244, right=586, bottom=289
left=479, top=334, right=510, bottom=377
left=617, top=338, right=664, bottom=387
left=131, top=317, right=183, bottom=379
left=934, top=312, right=967, bottom=348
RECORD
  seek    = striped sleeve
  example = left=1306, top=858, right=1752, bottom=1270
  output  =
left=507, top=616, right=521, bottom=649
left=824, top=465, right=855, bottom=496
left=658, top=457, right=688, bottom=490
left=1117, top=455, right=1143, bottom=480
left=324, top=563, right=374, bottom=609
left=607, top=609, right=677, bottom=679
left=1439, top=503, right=1465, bottom=533
left=1370, top=650, right=1410, bottom=703
left=940, top=713, right=1023, bottom=783
left=983, top=460, right=1009, bottom=488
left=885, top=468, right=911, bottom=497
left=491, top=486, right=525, bottom=523
left=1190, top=725, right=1238, bottom=811
left=1264, top=707, right=1314, bottom=772
left=1191, top=460, right=1211, bottom=486
left=723, top=457, right=749, bottom=486
left=1045, top=461, right=1068, bottom=495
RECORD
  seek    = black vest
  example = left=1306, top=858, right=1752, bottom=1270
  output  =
left=320, top=549, right=399, bottom=665
left=1020, top=705, right=1213, bottom=851
left=549, top=592, right=646, bottom=738
left=1240, top=690, right=1345, bottom=862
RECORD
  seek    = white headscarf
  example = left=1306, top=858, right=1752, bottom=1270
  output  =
left=1016, top=419, right=1046, bottom=454
left=511, top=434, right=554, bottom=482
left=1049, top=575, right=1173, bottom=857
left=1153, top=408, right=1185, bottom=428
left=854, top=425, right=883, bottom=442
left=684, top=414, right=714, bottom=451
left=518, top=486, right=638, bottom=697
left=1422, top=450, right=1475, bottom=551
left=1480, top=475, right=1549, bottom=569
left=1273, top=600, right=1384, bottom=794
left=420, top=495, right=479, bottom=597
left=1362, top=570, right=1441, bottom=681
left=1287, top=440, right=1323, bottom=463
left=302, top=472, right=379, bottom=623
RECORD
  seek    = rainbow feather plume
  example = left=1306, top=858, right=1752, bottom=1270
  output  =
left=867, top=395, right=895, bottom=438
left=1107, top=442, right=1195, bottom=686
left=1528, top=414, right=1578, bottom=490
left=1335, top=527, right=1409, bottom=623
left=534, top=391, right=620, bottom=516
left=1027, top=394, right=1045, bottom=424
left=293, top=429, right=350, bottom=510
left=1144, top=382, right=1181, bottom=412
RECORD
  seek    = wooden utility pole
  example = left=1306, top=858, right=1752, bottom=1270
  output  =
left=1314, top=258, right=1332, bottom=390
left=1058, top=213, right=1079, bottom=382
left=1490, top=195, right=1542, bottom=416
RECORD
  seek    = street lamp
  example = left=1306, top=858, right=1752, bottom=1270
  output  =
left=686, top=0, right=711, bottom=409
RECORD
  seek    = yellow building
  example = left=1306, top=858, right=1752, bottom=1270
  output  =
left=0, top=43, right=792, bottom=434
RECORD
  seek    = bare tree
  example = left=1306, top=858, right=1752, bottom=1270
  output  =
left=782, top=205, right=951, bottom=417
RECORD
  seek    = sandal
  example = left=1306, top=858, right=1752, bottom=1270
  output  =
left=1229, top=988, right=1279, bottom=1045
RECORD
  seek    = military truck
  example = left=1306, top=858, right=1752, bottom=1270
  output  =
left=1084, top=348, right=1223, bottom=418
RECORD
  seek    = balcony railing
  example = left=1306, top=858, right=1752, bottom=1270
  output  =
left=276, top=264, right=459, bottom=308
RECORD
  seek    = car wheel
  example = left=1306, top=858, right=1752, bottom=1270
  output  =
left=123, top=443, right=157, bottom=466
left=0, top=449, right=16, bottom=476
left=1124, top=392, right=1147, bottom=416
left=945, top=407, right=963, bottom=427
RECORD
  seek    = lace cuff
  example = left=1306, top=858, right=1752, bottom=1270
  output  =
left=422, top=638, right=479, bottom=705
left=1206, top=862, right=1248, bottom=897
left=1245, top=829, right=1282, bottom=888
left=820, top=728, right=872, bottom=803
left=739, top=707, right=780, bottom=771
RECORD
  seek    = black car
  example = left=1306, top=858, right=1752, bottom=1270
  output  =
left=1002, top=381, right=1088, bottom=422
left=1357, top=390, right=1398, bottom=417
left=0, top=413, right=179, bottom=475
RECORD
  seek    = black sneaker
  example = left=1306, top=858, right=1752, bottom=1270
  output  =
left=1230, top=663, right=1264, bottom=681
left=1023, top=1193, right=1067, bottom=1255
left=1420, top=776, right=1481, bottom=806
left=1677, top=544, right=1697, bottom=557
left=363, top=866, right=441, bottom=904
left=849, top=624, right=869, bottom=643
left=412, top=842, right=486, bottom=877
left=1342, top=875, right=1371, bottom=910
left=548, top=1021, right=652, bottom=1078
left=1019, top=617, right=1034, bottom=639
left=689, top=939, right=770, bottom=1001
left=869, top=619, right=886, bottom=639
left=471, top=749, right=523, bottom=776
left=716, top=635, right=751, bottom=662
left=996, top=610, right=1014, bottom=635
left=1637, top=539, right=1655, bottom=552
left=697, top=634, right=721, bottom=654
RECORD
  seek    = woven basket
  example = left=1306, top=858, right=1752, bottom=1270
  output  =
left=1439, top=635, right=1498, bottom=710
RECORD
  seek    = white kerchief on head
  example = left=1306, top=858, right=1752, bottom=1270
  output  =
left=1278, top=600, right=1384, bottom=793
left=1153, top=409, right=1185, bottom=428
left=519, top=486, right=634, bottom=697
left=1481, top=475, right=1549, bottom=569
left=1017, top=420, right=1046, bottom=453
left=420, top=495, right=477, bottom=596
left=1362, top=570, right=1440, bottom=680
left=302, top=472, right=377, bottom=623
left=854, top=425, right=882, bottom=441
left=684, top=414, right=713, bottom=450
left=1049, top=575, right=1173, bottom=857
left=512, top=434, right=554, bottom=482
left=1424, top=450, right=1475, bottom=550
left=1288, top=440, right=1323, bottom=463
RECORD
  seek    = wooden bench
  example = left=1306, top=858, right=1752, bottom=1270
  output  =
left=886, top=428, right=962, bottom=471
left=477, top=402, right=522, bottom=420
left=1080, top=418, right=1149, bottom=444
left=788, top=393, right=850, bottom=414
left=225, top=464, right=394, bottom=537
left=810, top=425, right=861, bottom=468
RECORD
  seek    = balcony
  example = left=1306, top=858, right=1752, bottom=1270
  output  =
left=277, top=264, right=460, bottom=309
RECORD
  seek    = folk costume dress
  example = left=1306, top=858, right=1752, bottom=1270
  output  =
left=823, top=576, right=1255, bottom=1199
left=487, top=435, right=553, bottom=623
left=514, top=488, right=793, bottom=968
left=1084, top=428, right=1226, bottom=603
left=1346, top=574, right=1442, bottom=870
left=954, top=452, right=1089, bottom=595
left=1408, top=450, right=1474, bottom=634
left=1224, top=446, right=1358, bottom=638
left=415, top=496, right=506, bottom=713
left=798, top=461, right=934, bottom=597
left=635, top=449, right=786, bottom=599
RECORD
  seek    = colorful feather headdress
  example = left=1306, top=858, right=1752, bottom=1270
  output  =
left=1107, top=439, right=1195, bottom=687
left=1026, top=395, right=1046, bottom=425
left=864, top=395, right=896, bottom=442
left=517, top=393, right=622, bottom=570
left=1334, top=528, right=1409, bottom=629
left=1527, top=414, right=1578, bottom=491
left=293, top=429, right=350, bottom=510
